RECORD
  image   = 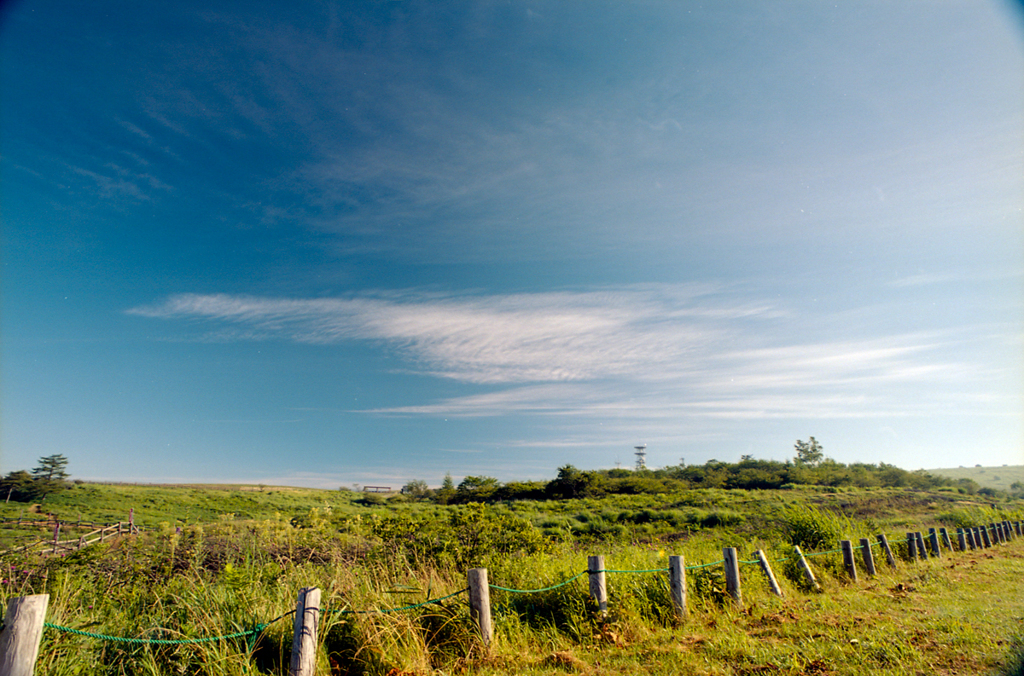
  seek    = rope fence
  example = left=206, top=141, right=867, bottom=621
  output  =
left=1, top=518, right=1020, bottom=675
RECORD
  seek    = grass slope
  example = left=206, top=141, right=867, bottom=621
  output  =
left=928, top=466, right=1024, bottom=492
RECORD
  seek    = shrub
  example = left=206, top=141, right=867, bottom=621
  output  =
left=779, top=504, right=850, bottom=551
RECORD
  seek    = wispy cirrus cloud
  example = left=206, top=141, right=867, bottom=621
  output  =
left=128, top=284, right=764, bottom=384
left=125, top=284, right=1002, bottom=425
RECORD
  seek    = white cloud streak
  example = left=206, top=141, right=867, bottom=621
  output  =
left=128, top=284, right=1005, bottom=422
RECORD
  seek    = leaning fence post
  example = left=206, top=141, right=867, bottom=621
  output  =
left=840, top=540, right=858, bottom=581
left=793, top=546, right=820, bottom=591
left=1015, top=521, right=1022, bottom=537
left=668, top=555, right=687, bottom=619
left=754, top=550, right=783, bottom=596
left=0, top=594, right=50, bottom=676
left=939, top=528, right=953, bottom=551
left=981, top=526, right=992, bottom=548
left=859, top=539, right=876, bottom=576
left=915, top=532, right=929, bottom=560
left=928, top=529, right=942, bottom=559
left=906, top=532, right=918, bottom=562
left=289, top=587, right=321, bottom=676
left=957, top=528, right=967, bottom=552
left=467, top=568, right=493, bottom=645
left=877, top=534, right=896, bottom=569
left=588, top=555, right=608, bottom=614
left=722, top=548, right=741, bottom=606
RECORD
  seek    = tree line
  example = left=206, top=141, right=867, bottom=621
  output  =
left=400, top=439, right=994, bottom=504
left=1, top=454, right=72, bottom=502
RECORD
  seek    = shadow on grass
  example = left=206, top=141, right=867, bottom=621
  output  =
left=1003, top=637, right=1024, bottom=676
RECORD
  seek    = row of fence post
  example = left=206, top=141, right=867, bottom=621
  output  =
left=2, top=519, right=1020, bottom=676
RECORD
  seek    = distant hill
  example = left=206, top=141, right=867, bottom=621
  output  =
left=927, top=465, right=1024, bottom=492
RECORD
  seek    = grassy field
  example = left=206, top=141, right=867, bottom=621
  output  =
left=927, top=465, right=1024, bottom=493
left=1, top=482, right=1022, bottom=675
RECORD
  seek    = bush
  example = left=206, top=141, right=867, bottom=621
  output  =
left=780, top=504, right=850, bottom=551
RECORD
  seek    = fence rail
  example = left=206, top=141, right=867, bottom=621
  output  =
left=1, top=518, right=1020, bottom=676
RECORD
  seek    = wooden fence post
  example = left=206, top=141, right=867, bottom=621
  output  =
left=840, top=540, right=858, bottom=581
left=928, top=529, right=942, bottom=559
left=1015, top=521, right=1022, bottom=537
left=859, top=539, right=876, bottom=577
left=668, top=555, right=687, bottom=619
left=939, top=528, right=953, bottom=551
left=722, top=548, right=741, bottom=607
left=754, top=550, right=783, bottom=596
left=915, top=532, right=929, bottom=560
left=289, top=587, right=321, bottom=676
left=906, top=532, right=918, bottom=562
left=588, top=555, right=607, bottom=614
left=793, top=546, right=820, bottom=591
left=981, top=526, right=992, bottom=548
left=957, top=529, right=967, bottom=552
left=0, top=594, right=50, bottom=676
left=877, top=534, right=896, bottom=569
left=467, top=568, right=493, bottom=646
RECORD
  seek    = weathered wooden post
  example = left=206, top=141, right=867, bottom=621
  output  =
left=793, top=546, right=820, bottom=591
left=928, top=529, right=941, bottom=559
left=1015, top=521, right=1022, bottom=537
left=966, top=528, right=976, bottom=550
left=754, top=550, right=783, bottom=596
left=840, top=540, right=858, bottom=581
left=957, top=528, right=967, bottom=552
left=467, top=568, right=493, bottom=645
left=0, top=594, right=50, bottom=676
left=877, top=534, right=897, bottom=569
left=939, top=528, right=952, bottom=551
left=906, top=532, right=918, bottom=562
left=117, top=521, right=123, bottom=537
left=128, top=508, right=134, bottom=534
left=915, top=532, right=929, bottom=560
left=997, top=523, right=1007, bottom=544
left=289, top=587, right=321, bottom=676
left=981, top=526, right=992, bottom=548
left=722, top=548, right=742, bottom=606
left=668, top=555, right=687, bottom=619
left=859, top=539, right=876, bottom=576
left=588, top=555, right=607, bottom=614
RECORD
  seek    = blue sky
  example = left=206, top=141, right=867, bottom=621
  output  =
left=2, top=0, right=1022, bottom=487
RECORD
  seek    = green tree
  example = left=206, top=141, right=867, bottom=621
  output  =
left=400, top=479, right=431, bottom=500
left=32, top=454, right=69, bottom=482
left=0, top=470, right=35, bottom=502
left=794, top=437, right=824, bottom=466
left=433, top=473, right=456, bottom=504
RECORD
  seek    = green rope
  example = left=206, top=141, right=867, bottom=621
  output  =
left=489, top=570, right=588, bottom=593
left=685, top=559, right=725, bottom=571
left=804, top=548, right=842, bottom=557
left=599, top=567, right=670, bottom=574
left=326, top=588, right=468, bottom=613
left=738, top=559, right=760, bottom=565
left=44, top=622, right=269, bottom=646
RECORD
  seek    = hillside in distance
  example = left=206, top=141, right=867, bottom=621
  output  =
left=927, top=465, right=1024, bottom=492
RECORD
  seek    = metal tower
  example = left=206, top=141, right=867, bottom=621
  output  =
left=634, top=444, right=647, bottom=471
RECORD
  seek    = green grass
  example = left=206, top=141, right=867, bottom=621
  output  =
left=928, top=465, right=1024, bottom=492
left=1, top=483, right=1022, bottom=675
